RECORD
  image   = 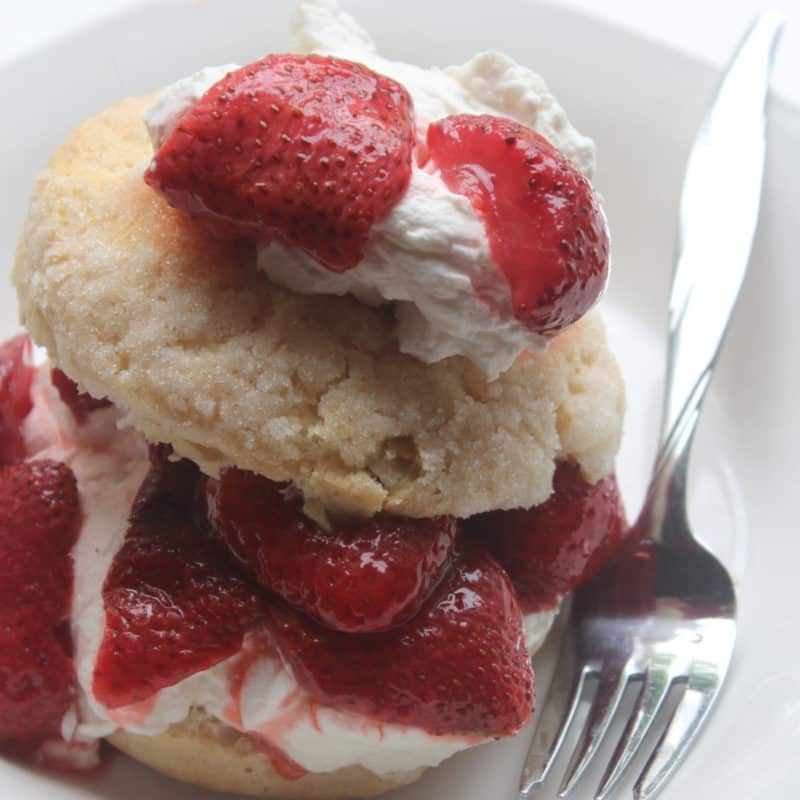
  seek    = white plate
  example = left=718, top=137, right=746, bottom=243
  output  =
left=1, top=1, right=799, bottom=798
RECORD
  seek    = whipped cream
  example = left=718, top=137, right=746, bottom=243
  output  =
left=524, top=605, right=560, bottom=653
left=144, top=64, right=239, bottom=154
left=144, top=0, right=597, bottom=380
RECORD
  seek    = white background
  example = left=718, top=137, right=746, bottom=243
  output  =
left=4, top=0, right=799, bottom=106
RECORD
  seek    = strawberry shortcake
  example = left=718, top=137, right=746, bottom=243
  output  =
left=1, top=1, right=625, bottom=797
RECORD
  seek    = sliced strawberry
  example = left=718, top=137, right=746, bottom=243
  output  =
left=0, top=460, right=80, bottom=553
left=266, top=547, right=534, bottom=738
left=0, top=460, right=80, bottom=618
left=0, top=621, right=75, bottom=751
left=93, top=448, right=268, bottom=709
left=466, top=461, right=626, bottom=612
left=0, top=460, right=81, bottom=750
left=426, top=115, right=609, bottom=336
left=146, top=54, right=415, bottom=270
left=51, top=368, right=111, bottom=424
left=207, top=467, right=458, bottom=633
left=0, top=334, right=35, bottom=466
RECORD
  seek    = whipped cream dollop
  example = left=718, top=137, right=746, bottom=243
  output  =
left=22, top=359, right=554, bottom=776
left=144, top=0, right=596, bottom=380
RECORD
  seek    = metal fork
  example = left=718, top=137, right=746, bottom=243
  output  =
left=518, top=12, right=783, bottom=800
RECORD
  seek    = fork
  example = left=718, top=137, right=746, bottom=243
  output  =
left=518, top=12, right=783, bottom=800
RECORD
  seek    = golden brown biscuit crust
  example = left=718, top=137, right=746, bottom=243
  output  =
left=13, top=96, right=624, bottom=517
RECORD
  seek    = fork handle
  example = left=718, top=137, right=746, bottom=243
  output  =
left=655, top=13, right=781, bottom=477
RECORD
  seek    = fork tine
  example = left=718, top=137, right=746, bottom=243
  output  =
left=632, top=686, right=712, bottom=800
left=556, top=663, right=633, bottom=797
left=592, top=658, right=677, bottom=800
left=519, top=630, right=589, bottom=798
left=633, top=623, right=735, bottom=800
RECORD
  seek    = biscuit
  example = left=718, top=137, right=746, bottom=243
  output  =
left=108, top=709, right=423, bottom=798
left=13, top=96, right=624, bottom=518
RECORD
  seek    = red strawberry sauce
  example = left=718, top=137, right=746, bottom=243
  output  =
left=223, top=633, right=309, bottom=780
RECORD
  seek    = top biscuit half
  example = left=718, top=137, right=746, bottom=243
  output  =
left=12, top=96, right=624, bottom=519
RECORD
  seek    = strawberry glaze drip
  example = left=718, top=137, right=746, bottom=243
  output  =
left=222, top=632, right=308, bottom=780
left=255, top=737, right=309, bottom=781
left=223, top=629, right=281, bottom=731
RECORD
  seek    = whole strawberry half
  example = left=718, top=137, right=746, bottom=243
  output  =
left=0, top=335, right=35, bottom=466
left=466, top=461, right=626, bottom=612
left=0, top=460, right=81, bottom=749
left=426, top=115, right=609, bottom=336
left=146, top=54, right=415, bottom=270
left=266, top=547, right=534, bottom=738
left=207, top=467, right=459, bottom=633
left=51, top=368, right=111, bottom=424
left=93, top=448, right=267, bottom=709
